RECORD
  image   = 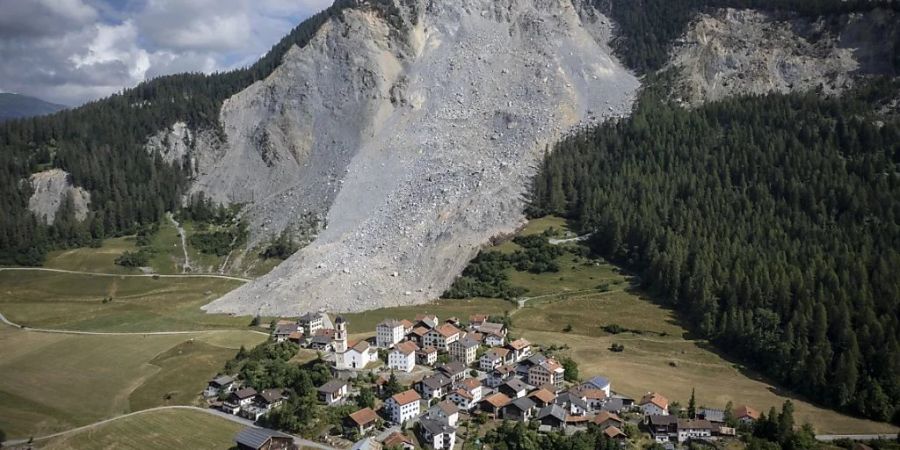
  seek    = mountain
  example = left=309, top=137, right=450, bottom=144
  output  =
left=0, top=93, right=66, bottom=122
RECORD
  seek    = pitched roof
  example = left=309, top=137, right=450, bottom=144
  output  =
left=315, top=328, right=335, bottom=337
left=493, top=364, right=516, bottom=376
left=603, top=426, right=627, bottom=439
left=417, top=346, right=437, bottom=354
left=469, top=314, right=488, bottom=323
left=432, top=323, right=461, bottom=338
left=699, top=408, right=725, bottom=423
left=647, top=414, right=678, bottom=426
left=274, top=323, right=298, bottom=335
left=575, top=387, right=607, bottom=400
left=508, top=338, right=531, bottom=351
left=452, top=388, right=474, bottom=400
left=419, top=417, right=456, bottom=436
left=234, top=427, right=292, bottom=449
left=400, top=319, right=414, bottom=329
left=390, top=389, right=421, bottom=406
left=350, top=340, right=371, bottom=353
left=259, top=388, right=285, bottom=404
left=585, top=376, right=610, bottom=389
left=299, top=312, right=324, bottom=322
left=529, top=388, right=557, bottom=404
left=454, top=337, right=479, bottom=349
left=437, top=361, right=467, bottom=375
left=537, top=404, right=567, bottom=422
left=421, top=373, right=452, bottom=389
left=393, top=341, right=419, bottom=355
left=383, top=431, right=413, bottom=447
left=501, top=378, right=529, bottom=393
left=506, top=396, right=536, bottom=411
left=678, top=418, right=713, bottom=430
left=735, top=405, right=760, bottom=420
left=349, top=407, right=379, bottom=426
left=378, top=319, right=404, bottom=328
left=640, top=392, right=669, bottom=410
left=594, top=411, right=623, bottom=425
left=318, top=379, right=347, bottom=394
left=482, top=392, right=511, bottom=408
left=210, top=375, right=234, bottom=386
left=484, top=347, right=510, bottom=359
left=566, top=414, right=591, bottom=424
left=460, top=378, right=481, bottom=391
left=556, top=392, right=589, bottom=411
left=476, top=322, right=505, bottom=335
left=233, top=387, right=257, bottom=399
left=538, top=358, right=563, bottom=373
left=431, top=400, right=458, bottom=417
left=411, top=326, right=430, bottom=337
left=288, top=331, right=303, bottom=340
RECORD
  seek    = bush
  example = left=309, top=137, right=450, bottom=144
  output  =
left=609, top=343, right=625, bottom=352
left=115, top=250, right=150, bottom=267
left=602, top=324, right=624, bottom=334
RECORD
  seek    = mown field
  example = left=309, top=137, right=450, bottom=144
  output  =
left=0, top=325, right=264, bottom=439
left=0, top=270, right=248, bottom=332
left=35, top=408, right=244, bottom=450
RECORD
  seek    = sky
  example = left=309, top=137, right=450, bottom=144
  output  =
left=0, top=0, right=333, bottom=106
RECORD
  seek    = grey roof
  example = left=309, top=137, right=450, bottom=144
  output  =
left=233, top=387, right=257, bottom=399
left=476, top=322, right=505, bottom=335
left=274, top=323, right=297, bottom=335
left=537, top=404, right=567, bottom=422
left=437, top=361, right=467, bottom=375
left=525, top=354, right=547, bottom=365
left=648, top=414, right=678, bottom=426
left=299, top=312, right=323, bottom=322
left=700, top=408, right=725, bottom=423
left=378, top=319, right=403, bottom=328
left=210, top=375, right=234, bottom=386
left=421, top=373, right=452, bottom=389
left=259, top=388, right=285, bottom=404
left=506, top=396, right=536, bottom=411
left=601, top=398, right=624, bottom=412
left=456, top=338, right=480, bottom=349
left=350, top=437, right=382, bottom=450
left=585, top=376, right=610, bottom=389
left=318, top=379, right=348, bottom=394
left=501, top=378, right=529, bottom=392
left=556, top=392, right=589, bottom=411
left=419, top=418, right=456, bottom=436
left=234, top=427, right=291, bottom=449
left=311, top=335, right=333, bottom=344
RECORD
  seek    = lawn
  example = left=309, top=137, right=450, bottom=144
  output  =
left=0, top=325, right=264, bottom=439
left=37, top=408, right=244, bottom=450
left=43, top=236, right=138, bottom=274
left=0, top=270, right=249, bottom=332
left=342, top=297, right=513, bottom=333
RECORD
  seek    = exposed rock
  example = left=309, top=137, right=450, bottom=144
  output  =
left=27, top=169, right=91, bottom=224
left=199, top=0, right=638, bottom=316
left=669, top=8, right=899, bottom=106
left=145, top=121, right=195, bottom=169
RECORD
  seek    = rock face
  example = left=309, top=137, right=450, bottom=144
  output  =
left=200, top=0, right=639, bottom=315
left=669, top=8, right=899, bottom=106
left=145, top=121, right=195, bottom=169
left=27, top=169, right=91, bottom=224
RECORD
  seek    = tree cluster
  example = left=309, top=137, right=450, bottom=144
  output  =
left=529, top=79, right=900, bottom=423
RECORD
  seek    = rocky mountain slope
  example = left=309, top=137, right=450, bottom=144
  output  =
left=669, top=7, right=898, bottom=105
left=194, top=0, right=639, bottom=315
left=28, top=169, right=91, bottom=224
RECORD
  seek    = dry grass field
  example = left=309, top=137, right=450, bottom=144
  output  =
left=36, top=408, right=243, bottom=450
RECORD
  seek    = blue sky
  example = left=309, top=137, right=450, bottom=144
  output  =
left=0, top=0, right=333, bottom=106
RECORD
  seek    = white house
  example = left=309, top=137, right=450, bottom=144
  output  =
left=423, top=323, right=461, bottom=351
left=223, top=387, right=257, bottom=414
left=583, top=376, right=611, bottom=398
left=418, top=373, right=452, bottom=399
left=480, top=348, right=510, bottom=371
left=639, top=392, right=669, bottom=416
left=484, top=333, right=505, bottom=347
left=318, top=380, right=349, bottom=405
left=338, top=340, right=378, bottom=370
left=527, top=357, right=565, bottom=389
left=377, top=319, right=407, bottom=348
left=427, top=400, right=459, bottom=427
left=298, top=312, right=326, bottom=336
left=448, top=378, right=483, bottom=410
left=449, top=337, right=479, bottom=365
left=386, top=389, right=421, bottom=424
left=676, top=419, right=713, bottom=443
left=417, top=346, right=438, bottom=366
left=418, top=418, right=456, bottom=450
left=506, top=338, right=532, bottom=362
left=389, top=341, right=419, bottom=373
left=486, top=364, right=516, bottom=388
left=205, top=375, right=235, bottom=397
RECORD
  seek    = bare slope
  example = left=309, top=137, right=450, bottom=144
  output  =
left=201, top=0, right=638, bottom=315
left=27, top=169, right=91, bottom=225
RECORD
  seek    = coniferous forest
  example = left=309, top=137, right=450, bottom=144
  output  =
left=528, top=76, right=900, bottom=423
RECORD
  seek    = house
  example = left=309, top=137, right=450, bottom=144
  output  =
left=309, top=329, right=335, bottom=351
left=349, top=438, right=381, bottom=450
left=242, top=389, right=286, bottom=421
left=506, top=338, right=533, bottom=362
left=484, top=332, right=505, bottom=347
left=408, top=326, right=429, bottom=346
left=338, top=340, right=379, bottom=370
left=436, top=361, right=467, bottom=382
left=385, top=389, right=421, bottom=424
left=486, top=364, right=516, bottom=388
left=517, top=353, right=546, bottom=378
left=347, top=407, right=380, bottom=435
left=646, top=414, right=678, bottom=443
left=528, top=357, right=565, bottom=389
left=537, top=404, right=568, bottom=429
left=377, top=319, right=407, bottom=348
left=298, top=312, right=326, bottom=336
left=479, top=347, right=510, bottom=371
left=465, top=331, right=485, bottom=344
left=424, top=323, right=461, bottom=351
left=499, top=378, right=529, bottom=399
left=555, top=391, right=590, bottom=416
left=416, top=346, right=438, bottom=366
left=501, top=396, right=536, bottom=422
left=604, top=426, right=628, bottom=441
left=480, top=392, right=511, bottom=417
left=571, top=387, right=607, bottom=410
left=418, top=373, right=452, bottom=399
left=676, top=418, right=713, bottom=443
left=234, top=427, right=296, bottom=450
left=318, top=379, right=349, bottom=405
left=389, top=341, right=419, bottom=373
left=288, top=331, right=303, bottom=343
left=734, top=405, right=761, bottom=424
left=603, top=394, right=634, bottom=413
left=565, top=414, right=591, bottom=430
left=273, top=322, right=299, bottom=343
left=223, top=387, right=258, bottom=414
left=445, top=317, right=462, bottom=327
left=469, top=314, right=488, bottom=328
left=415, top=314, right=439, bottom=329
left=640, top=392, right=670, bottom=416
left=474, top=321, right=507, bottom=338
left=427, top=400, right=459, bottom=426
left=382, top=432, right=415, bottom=450
left=529, top=388, right=557, bottom=407
left=449, top=337, right=479, bottom=365
left=418, top=418, right=456, bottom=450
left=583, top=376, right=611, bottom=397
left=594, top=411, right=625, bottom=430
left=698, top=408, right=725, bottom=424
left=205, top=375, right=235, bottom=397
left=448, top=378, right=482, bottom=410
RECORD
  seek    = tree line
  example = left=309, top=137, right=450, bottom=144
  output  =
left=528, top=77, right=900, bottom=423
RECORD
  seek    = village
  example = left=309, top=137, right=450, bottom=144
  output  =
left=203, top=311, right=769, bottom=450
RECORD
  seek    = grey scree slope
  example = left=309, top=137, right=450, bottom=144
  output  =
left=201, top=0, right=639, bottom=315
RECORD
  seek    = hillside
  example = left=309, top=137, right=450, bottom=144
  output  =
left=0, top=93, right=66, bottom=122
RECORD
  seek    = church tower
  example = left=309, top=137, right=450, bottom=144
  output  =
left=333, top=315, right=348, bottom=353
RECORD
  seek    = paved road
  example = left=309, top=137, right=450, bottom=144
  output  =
left=0, top=266, right=251, bottom=282
left=816, top=434, right=898, bottom=442
left=0, top=310, right=268, bottom=337
left=0, top=406, right=336, bottom=450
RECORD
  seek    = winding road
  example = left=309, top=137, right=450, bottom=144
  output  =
left=0, top=406, right=336, bottom=449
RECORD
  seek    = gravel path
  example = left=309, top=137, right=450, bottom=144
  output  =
left=166, top=212, right=193, bottom=273
left=0, top=310, right=268, bottom=337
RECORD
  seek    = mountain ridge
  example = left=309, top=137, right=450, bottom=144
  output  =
left=0, top=93, right=67, bottom=122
